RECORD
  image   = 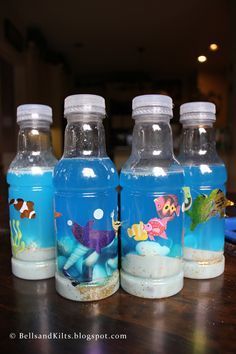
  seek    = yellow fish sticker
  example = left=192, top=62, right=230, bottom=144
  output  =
left=127, top=222, right=148, bottom=241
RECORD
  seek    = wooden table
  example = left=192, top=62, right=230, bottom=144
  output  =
left=0, top=188, right=236, bottom=354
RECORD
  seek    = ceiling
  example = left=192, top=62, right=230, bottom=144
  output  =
left=2, top=0, right=231, bottom=79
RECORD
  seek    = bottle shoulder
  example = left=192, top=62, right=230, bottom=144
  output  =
left=121, top=155, right=183, bottom=174
left=54, top=157, right=118, bottom=190
left=122, top=155, right=183, bottom=171
left=120, top=159, right=184, bottom=191
left=178, top=151, right=224, bottom=165
left=9, top=151, right=57, bottom=171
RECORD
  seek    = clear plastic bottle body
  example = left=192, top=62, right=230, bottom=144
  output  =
left=120, top=115, right=184, bottom=298
left=54, top=113, right=119, bottom=301
left=7, top=119, right=57, bottom=280
left=178, top=122, right=227, bottom=279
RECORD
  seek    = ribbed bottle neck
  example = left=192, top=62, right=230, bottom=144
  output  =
left=17, top=121, right=52, bottom=152
left=179, top=125, right=219, bottom=162
left=131, top=117, right=174, bottom=160
left=63, top=115, right=107, bottom=158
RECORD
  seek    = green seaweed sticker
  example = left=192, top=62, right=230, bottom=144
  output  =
left=10, top=219, right=25, bottom=256
left=186, top=189, right=233, bottom=231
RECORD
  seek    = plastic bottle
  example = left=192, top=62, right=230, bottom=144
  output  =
left=54, top=94, right=119, bottom=301
left=120, top=95, right=184, bottom=298
left=178, top=101, right=228, bottom=279
left=7, top=104, right=57, bottom=280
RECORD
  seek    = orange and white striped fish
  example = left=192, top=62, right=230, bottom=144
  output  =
left=9, top=198, right=36, bottom=219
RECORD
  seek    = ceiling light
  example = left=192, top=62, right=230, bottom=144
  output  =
left=198, top=55, right=207, bottom=63
left=209, top=43, right=218, bottom=51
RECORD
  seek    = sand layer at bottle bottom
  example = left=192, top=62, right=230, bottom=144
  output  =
left=13, top=246, right=55, bottom=261
left=121, top=254, right=183, bottom=298
left=55, top=270, right=119, bottom=301
left=183, top=247, right=224, bottom=279
left=11, top=256, right=56, bottom=280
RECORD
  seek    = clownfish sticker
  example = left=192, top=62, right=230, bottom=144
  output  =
left=9, top=198, right=36, bottom=219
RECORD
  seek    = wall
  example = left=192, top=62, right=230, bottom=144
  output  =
left=0, top=16, right=69, bottom=174
left=198, top=70, right=236, bottom=192
left=198, top=71, right=228, bottom=128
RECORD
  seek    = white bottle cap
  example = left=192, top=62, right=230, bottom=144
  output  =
left=132, top=94, right=173, bottom=118
left=180, top=101, right=216, bottom=124
left=17, top=104, right=52, bottom=123
left=64, top=94, right=106, bottom=117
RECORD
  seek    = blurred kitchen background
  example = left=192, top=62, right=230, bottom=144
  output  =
left=0, top=0, right=236, bottom=191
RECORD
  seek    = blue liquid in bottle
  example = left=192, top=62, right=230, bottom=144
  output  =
left=183, top=165, right=227, bottom=252
left=54, top=158, right=119, bottom=285
left=8, top=169, right=55, bottom=250
left=121, top=170, right=184, bottom=257
left=54, top=95, right=119, bottom=301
